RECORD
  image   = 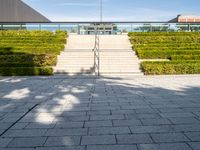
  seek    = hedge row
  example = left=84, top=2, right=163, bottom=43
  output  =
left=171, top=55, right=200, bottom=60
left=0, top=30, right=67, bottom=76
left=136, top=50, right=200, bottom=59
left=0, top=54, right=57, bottom=66
left=130, top=38, right=200, bottom=44
left=0, top=45, right=64, bottom=55
left=0, top=30, right=67, bottom=37
left=128, top=32, right=200, bottom=36
left=0, top=67, right=53, bottom=76
left=141, top=61, right=200, bottom=75
left=129, top=32, right=200, bottom=75
left=135, top=47, right=200, bottom=51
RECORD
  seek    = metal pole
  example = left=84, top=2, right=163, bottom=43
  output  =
left=100, top=0, right=102, bottom=22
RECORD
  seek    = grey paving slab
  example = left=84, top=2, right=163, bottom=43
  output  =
left=151, top=133, right=190, bottom=143
left=184, top=132, right=200, bottom=141
left=84, top=120, right=112, bottom=127
left=1, top=75, right=200, bottom=149
left=0, top=148, right=35, bottom=150
left=44, top=136, right=81, bottom=146
left=138, top=143, right=192, bottom=150
left=81, top=135, right=116, bottom=145
left=55, top=122, right=84, bottom=128
left=188, top=142, right=200, bottom=150
left=89, top=127, right=131, bottom=135
left=0, top=138, right=12, bottom=148
left=90, top=114, right=124, bottom=120
left=3, top=129, right=47, bottom=137
left=45, top=128, right=88, bottom=136
left=113, top=119, right=142, bottom=126
left=7, top=137, right=47, bottom=148
left=169, top=117, right=200, bottom=124
left=130, top=125, right=174, bottom=134
left=116, top=134, right=153, bottom=144
left=87, top=145, right=138, bottom=150
left=36, top=147, right=85, bottom=150
left=140, top=118, right=172, bottom=125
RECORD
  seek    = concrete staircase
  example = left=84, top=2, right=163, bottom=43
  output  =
left=54, top=35, right=143, bottom=76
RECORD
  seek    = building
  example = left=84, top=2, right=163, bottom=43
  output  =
left=0, top=0, right=50, bottom=22
left=79, top=24, right=117, bottom=35
left=169, top=14, right=200, bottom=23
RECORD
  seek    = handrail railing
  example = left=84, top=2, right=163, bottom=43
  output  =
left=93, top=25, right=100, bottom=76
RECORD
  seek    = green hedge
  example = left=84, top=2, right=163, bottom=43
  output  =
left=136, top=50, right=200, bottom=59
left=171, top=55, right=200, bottom=60
left=0, top=67, right=53, bottom=76
left=0, top=30, right=67, bottom=76
left=141, top=61, right=200, bottom=75
left=0, top=54, right=57, bottom=66
left=128, top=32, right=200, bottom=37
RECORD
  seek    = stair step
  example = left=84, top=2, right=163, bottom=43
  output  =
left=54, top=35, right=143, bottom=75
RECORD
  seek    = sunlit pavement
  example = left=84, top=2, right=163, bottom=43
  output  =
left=0, top=75, right=200, bottom=150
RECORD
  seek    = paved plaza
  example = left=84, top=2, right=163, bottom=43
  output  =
left=0, top=75, right=200, bottom=150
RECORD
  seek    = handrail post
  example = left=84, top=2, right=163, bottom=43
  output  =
left=93, top=24, right=100, bottom=77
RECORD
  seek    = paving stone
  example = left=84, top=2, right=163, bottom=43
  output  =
left=25, top=122, right=55, bottom=129
left=0, top=123, right=12, bottom=130
left=141, top=118, right=172, bottom=125
left=172, top=125, right=200, bottom=132
left=90, top=115, right=124, bottom=121
left=0, top=148, right=35, bottom=150
left=0, top=138, right=12, bottom=148
left=81, top=135, right=116, bottom=145
left=87, top=145, right=138, bottom=150
left=89, top=127, right=130, bottom=135
left=3, top=129, right=47, bottom=137
left=188, top=142, right=200, bottom=150
left=130, top=125, right=174, bottom=133
left=7, top=137, right=47, bottom=147
left=160, top=113, right=195, bottom=118
left=184, top=132, right=200, bottom=141
left=10, top=123, right=29, bottom=130
left=113, top=119, right=142, bottom=126
left=0, top=117, right=20, bottom=123
left=111, top=110, right=136, bottom=115
left=36, top=147, right=85, bottom=150
left=87, top=110, right=110, bottom=115
left=135, top=108, right=159, bottom=114
left=61, top=111, right=87, bottom=116
left=169, top=117, right=200, bottom=124
left=151, top=133, right=190, bottom=143
left=138, top=143, right=192, bottom=150
left=1, top=72, right=200, bottom=149
left=91, top=106, right=120, bottom=111
left=117, top=134, right=152, bottom=144
left=55, top=122, right=84, bottom=128
left=158, top=108, right=185, bottom=113
left=3, top=113, right=25, bottom=118
left=84, top=121, right=112, bottom=127
left=126, top=114, right=161, bottom=119
left=57, top=116, right=89, bottom=122
left=46, top=128, right=88, bottom=136
left=45, top=136, right=81, bottom=146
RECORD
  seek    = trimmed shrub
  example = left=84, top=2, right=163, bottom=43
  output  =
left=136, top=50, right=200, bottom=59
left=0, top=30, right=67, bottom=76
left=171, top=55, right=200, bottom=60
left=0, top=54, right=57, bottom=66
left=0, top=67, right=53, bottom=76
left=141, top=61, right=200, bottom=75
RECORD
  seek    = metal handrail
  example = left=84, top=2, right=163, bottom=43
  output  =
left=93, top=25, right=100, bottom=76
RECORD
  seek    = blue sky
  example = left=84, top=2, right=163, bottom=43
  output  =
left=23, top=0, right=200, bottom=21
